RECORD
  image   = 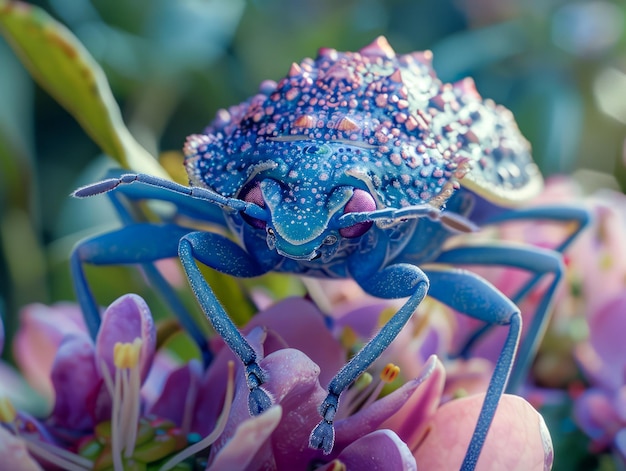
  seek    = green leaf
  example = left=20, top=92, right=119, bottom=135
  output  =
left=0, top=1, right=167, bottom=177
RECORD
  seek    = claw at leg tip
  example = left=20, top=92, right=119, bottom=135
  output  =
left=309, top=420, right=335, bottom=454
left=248, top=386, right=273, bottom=415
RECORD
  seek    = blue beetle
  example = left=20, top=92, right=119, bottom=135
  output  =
left=72, top=37, right=588, bottom=470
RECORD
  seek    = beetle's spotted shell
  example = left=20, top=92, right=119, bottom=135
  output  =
left=185, top=36, right=541, bottom=209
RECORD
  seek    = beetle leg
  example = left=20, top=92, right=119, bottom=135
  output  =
left=451, top=204, right=590, bottom=388
left=424, top=266, right=522, bottom=471
left=71, top=223, right=198, bottom=339
left=178, top=231, right=272, bottom=415
left=435, top=243, right=563, bottom=392
left=484, top=204, right=590, bottom=302
left=310, top=263, right=429, bottom=454
left=100, top=188, right=216, bottom=365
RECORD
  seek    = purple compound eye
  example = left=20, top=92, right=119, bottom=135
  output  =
left=340, top=189, right=376, bottom=238
left=240, top=182, right=266, bottom=229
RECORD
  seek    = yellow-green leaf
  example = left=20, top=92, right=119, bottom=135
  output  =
left=0, top=1, right=167, bottom=177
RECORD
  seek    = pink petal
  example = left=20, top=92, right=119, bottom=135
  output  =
left=443, top=358, right=494, bottom=401
left=321, top=429, right=416, bottom=471
left=13, top=303, right=86, bottom=399
left=415, top=394, right=553, bottom=471
left=0, top=427, right=43, bottom=471
left=206, top=406, right=283, bottom=471
left=95, top=294, right=156, bottom=381
left=193, top=327, right=267, bottom=436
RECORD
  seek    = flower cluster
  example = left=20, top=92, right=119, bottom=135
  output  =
left=0, top=289, right=552, bottom=470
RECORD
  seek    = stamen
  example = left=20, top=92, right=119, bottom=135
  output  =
left=341, top=363, right=401, bottom=418
left=380, top=363, right=401, bottom=383
left=181, top=363, right=200, bottom=436
left=411, top=299, right=435, bottom=338
left=377, top=307, right=396, bottom=329
left=327, top=459, right=347, bottom=471
left=158, top=361, right=236, bottom=471
left=360, top=363, right=401, bottom=412
left=340, top=326, right=359, bottom=353
left=112, top=365, right=123, bottom=471
left=22, top=437, right=93, bottom=471
left=109, top=338, right=144, bottom=469
left=0, top=396, right=17, bottom=423
left=336, top=372, right=375, bottom=420
left=113, top=337, right=142, bottom=369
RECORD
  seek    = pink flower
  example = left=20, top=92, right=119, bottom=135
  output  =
left=13, top=303, right=86, bottom=401
left=574, top=294, right=626, bottom=461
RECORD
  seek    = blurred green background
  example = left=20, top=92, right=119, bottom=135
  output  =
left=2, top=0, right=625, bottom=350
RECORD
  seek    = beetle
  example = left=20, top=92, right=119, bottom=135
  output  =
left=71, top=37, right=588, bottom=470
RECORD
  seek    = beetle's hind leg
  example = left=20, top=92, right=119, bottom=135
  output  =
left=178, top=231, right=273, bottom=415
left=310, top=263, right=429, bottom=454
left=424, top=266, right=522, bottom=471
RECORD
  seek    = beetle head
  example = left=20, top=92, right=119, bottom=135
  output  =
left=236, top=146, right=379, bottom=261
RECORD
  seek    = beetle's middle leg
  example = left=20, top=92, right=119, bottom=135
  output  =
left=435, top=243, right=565, bottom=393
left=178, top=231, right=272, bottom=415
left=310, top=263, right=429, bottom=454
left=448, top=204, right=590, bottom=391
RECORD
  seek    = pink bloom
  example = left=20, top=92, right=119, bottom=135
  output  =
left=575, top=294, right=626, bottom=461
left=13, top=303, right=86, bottom=401
left=415, top=393, right=553, bottom=470
left=0, top=427, right=44, bottom=471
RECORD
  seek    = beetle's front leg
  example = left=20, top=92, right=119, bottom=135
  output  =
left=178, top=231, right=272, bottom=415
left=309, top=262, right=429, bottom=454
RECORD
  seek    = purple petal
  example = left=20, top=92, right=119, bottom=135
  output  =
left=574, top=388, right=620, bottom=446
left=320, top=429, right=416, bottom=470
left=582, top=294, right=626, bottom=389
left=209, top=348, right=327, bottom=468
left=206, top=406, right=282, bottom=471
left=334, top=302, right=393, bottom=338
left=147, top=359, right=203, bottom=425
left=141, top=349, right=182, bottom=406
left=335, top=355, right=444, bottom=451
left=260, top=349, right=328, bottom=467
left=0, top=427, right=43, bottom=471
left=240, top=297, right=345, bottom=387
left=95, top=294, right=156, bottom=381
left=193, top=327, right=267, bottom=436
left=13, top=303, right=86, bottom=399
left=47, top=334, right=99, bottom=431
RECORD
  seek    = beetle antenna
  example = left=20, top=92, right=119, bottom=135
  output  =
left=337, top=204, right=478, bottom=233
left=71, top=173, right=268, bottom=216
